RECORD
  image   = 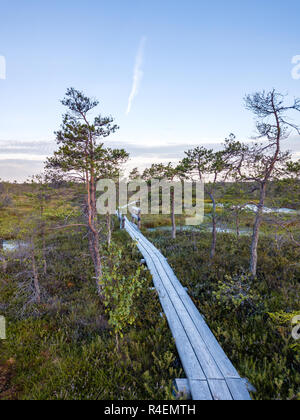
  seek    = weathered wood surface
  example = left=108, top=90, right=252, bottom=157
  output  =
left=123, top=215, right=252, bottom=401
left=120, top=205, right=142, bottom=228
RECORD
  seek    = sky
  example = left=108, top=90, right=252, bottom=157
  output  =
left=0, top=0, right=300, bottom=181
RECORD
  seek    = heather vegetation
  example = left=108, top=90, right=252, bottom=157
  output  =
left=0, top=187, right=181, bottom=399
left=0, top=88, right=299, bottom=400
left=144, top=228, right=300, bottom=400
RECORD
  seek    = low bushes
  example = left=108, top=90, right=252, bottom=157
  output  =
left=0, top=229, right=182, bottom=400
left=146, top=230, right=300, bottom=400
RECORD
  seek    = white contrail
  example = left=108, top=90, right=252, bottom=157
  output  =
left=126, top=36, right=146, bottom=115
left=0, top=56, right=6, bottom=80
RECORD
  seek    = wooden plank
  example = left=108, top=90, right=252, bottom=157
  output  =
left=137, top=245, right=167, bottom=298
left=180, top=293, right=240, bottom=379
left=129, top=206, right=141, bottom=214
left=134, top=229, right=193, bottom=295
left=159, top=296, right=206, bottom=380
left=124, top=218, right=252, bottom=400
left=131, top=228, right=195, bottom=297
left=153, top=262, right=186, bottom=296
left=208, top=379, right=233, bottom=401
left=174, top=379, right=191, bottom=399
left=141, top=236, right=167, bottom=260
left=133, top=229, right=165, bottom=257
left=242, top=378, right=256, bottom=393
left=126, top=223, right=206, bottom=381
left=137, top=248, right=168, bottom=297
left=137, top=242, right=207, bottom=380
left=131, top=237, right=224, bottom=379
left=145, top=267, right=223, bottom=378
left=128, top=232, right=206, bottom=380
left=189, top=380, right=213, bottom=401
left=127, top=222, right=224, bottom=380
left=163, top=293, right=224, bottom=380
left=134, top=224, right=239, bottom=379
left=226, top=379, right=252, bottom=401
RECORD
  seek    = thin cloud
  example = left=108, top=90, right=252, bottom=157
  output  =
left=0, top=140, right=55, bottom=156
left=0, top=55, right=6, bottom=80
left=126, top=36, right=147, bottom=115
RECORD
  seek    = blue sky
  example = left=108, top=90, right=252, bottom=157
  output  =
left=0, top=0, right=300, bottom=180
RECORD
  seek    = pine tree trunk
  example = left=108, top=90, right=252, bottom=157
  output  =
left=209, top=193, right=217, bottom=259
left=171, top=189, right=176, bottom=239
left=106, top=212, right=112, bottom=246
left=89, top=178, right=103, bottom=297
left=250, top=182, right=267, bottom=276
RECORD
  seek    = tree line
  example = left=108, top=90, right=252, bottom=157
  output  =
left=131, top=90, right=300, bottom=276
left=2, top=88, right=299, bottom=305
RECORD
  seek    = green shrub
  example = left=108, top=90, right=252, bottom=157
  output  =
left=213, top=273, right=263, bottom=316
left=145, top=230, right=300, bottom=400
left=0, top=227, right=181, bottom=400
left=102, top=244, right=147, bottom=345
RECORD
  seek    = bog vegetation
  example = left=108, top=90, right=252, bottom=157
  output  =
left=0, top=88, right=299, bottom=400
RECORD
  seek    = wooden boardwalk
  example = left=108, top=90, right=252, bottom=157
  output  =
left=123, top=216, right=252, bottom=401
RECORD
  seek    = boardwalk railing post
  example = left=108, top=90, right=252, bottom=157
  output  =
left=137, top=209, right=141, bottom=230
left=117, top=209, right=126, bottom=230
left=129, top=205, right=141, bottom=230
